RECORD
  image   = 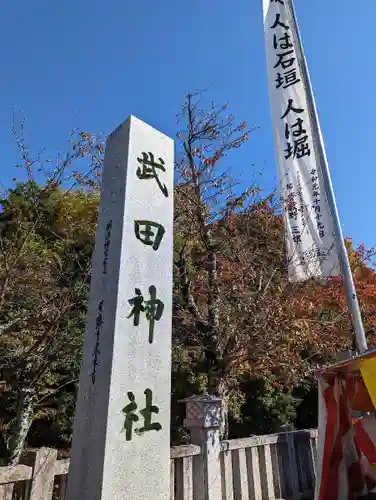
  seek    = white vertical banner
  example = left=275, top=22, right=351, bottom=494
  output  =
left=263, top=0, right=340, bottom=282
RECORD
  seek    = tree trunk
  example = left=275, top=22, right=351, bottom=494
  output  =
left=218, top=380, right=229, bottom=440
left=7, top=388, right=36, bottom=465
left=207, top=251, right=220, bottom=335
left=206, top=248, right=229, bottom=438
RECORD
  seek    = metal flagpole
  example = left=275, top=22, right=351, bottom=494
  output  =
left=285, top=0, right=368, bottom=354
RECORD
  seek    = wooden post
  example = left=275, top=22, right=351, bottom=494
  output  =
left=286, top=433, right=300, bottom=500
left=0, top=485, right=13, bottom=500
left=0, top=462, right=33, bottom=500
left=29, top=448, right=58, bottom=500
left=170, top=460, right=175, bottom=500
left=58, top=474, right=68, bottom=500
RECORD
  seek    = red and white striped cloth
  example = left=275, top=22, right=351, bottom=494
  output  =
left=316, top=376, right=376, bottom=499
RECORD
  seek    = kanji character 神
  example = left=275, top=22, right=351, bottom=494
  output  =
left=127, top=285, right=165, bottom=343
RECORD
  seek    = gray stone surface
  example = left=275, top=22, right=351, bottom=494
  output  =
left=66, top=116, right=174, bottom=500
left=183, top=397, right=223, bottom=500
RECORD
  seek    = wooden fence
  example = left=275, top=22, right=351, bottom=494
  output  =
left=220, top=429, right=318, bottom=500
left=0, top=448, right=69, bottom=500
left=0, top=429, right=318, bottom=500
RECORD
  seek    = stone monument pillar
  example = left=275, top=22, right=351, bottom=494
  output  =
left=66, top=116, right=174, bottom=500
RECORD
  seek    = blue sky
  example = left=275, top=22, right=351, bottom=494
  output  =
left=1, top=0, right=375, bottom=248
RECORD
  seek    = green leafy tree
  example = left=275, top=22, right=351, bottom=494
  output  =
left=0, top=119, right=101, bottom=465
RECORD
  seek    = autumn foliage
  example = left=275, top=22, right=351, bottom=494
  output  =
left=0, top=95, right=375, bottom=460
